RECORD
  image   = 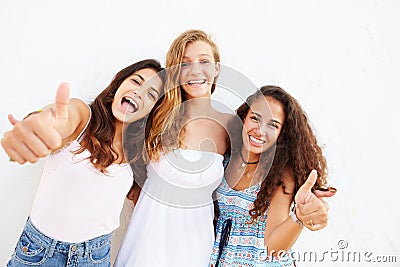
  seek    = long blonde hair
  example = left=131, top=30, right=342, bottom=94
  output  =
left=146, top=29, right=221, bottom=161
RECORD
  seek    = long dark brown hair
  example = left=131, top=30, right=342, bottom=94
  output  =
left=123, top=93, right=165, bottom=193
left=74, top=59, right=163, bottom=173
left=229, top=85, right=327, bottom=220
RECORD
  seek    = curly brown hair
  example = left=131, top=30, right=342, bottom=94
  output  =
left=228, top=85, right=328, bottom=220
left=74, top=59, right=164, bottom=173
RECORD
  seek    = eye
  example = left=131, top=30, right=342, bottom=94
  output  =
left=181, top=62, right=190, bottom=68
left=147, top=91, right=157, bottom=101
left=250, top=116, right=259, bottom=122
left=200, top=59, right=210, bottom=64
left=268, top=122, right=279, bottom=129
left=131, top=79, right=141, bottom=86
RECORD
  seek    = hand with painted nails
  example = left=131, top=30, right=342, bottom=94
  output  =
left=294, top=170, right=337, bottom=231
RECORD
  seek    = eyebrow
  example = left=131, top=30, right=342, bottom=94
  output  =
left=132, top=73, right=145, bottom=82
left=149, top=87, right=160, bottom=97
left=183, top=54, right=213, bottom=60
left=251, top=112, right=282, bottom=125
left=271, top=119, right=282, bottom=125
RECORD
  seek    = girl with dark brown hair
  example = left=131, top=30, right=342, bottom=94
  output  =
left=209, top=85, right=336, bottom=267
left=1, top=59, right=164, bottom=266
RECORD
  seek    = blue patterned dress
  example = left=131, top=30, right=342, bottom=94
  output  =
left=209, top=176, right=296, bottom=267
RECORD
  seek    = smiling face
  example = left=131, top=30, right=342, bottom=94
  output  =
left=242, top=96, right=285, bottom=159
left=179, top=41, right=220, bottom=99
left=112, top=68, right=163, bottom=123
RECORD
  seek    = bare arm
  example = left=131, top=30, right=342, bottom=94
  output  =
left=1, top=83, right=90, bottom=164
left=126, top=185, right=141, bottom=206
left=263, top=172, right=302, bottom=255
left=263, top=170, right=335, bottom=255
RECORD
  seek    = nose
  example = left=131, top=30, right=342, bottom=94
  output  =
left=190, top=62, right=202, bottom=74
left=254, top=122, right=269, bottom=136
left=133, top=90, right=142, bottom=100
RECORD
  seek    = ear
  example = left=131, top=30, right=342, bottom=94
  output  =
left=214, top=62, right=220, bottom=78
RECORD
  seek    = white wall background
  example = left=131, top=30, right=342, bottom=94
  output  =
left=1, top=0, right=399, bottom=266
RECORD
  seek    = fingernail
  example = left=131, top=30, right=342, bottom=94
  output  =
left=9, top=158, right=15, bottom=162
left=328, top=187, right=337, bottom=193
left=315, top=186, right=337, bottom=193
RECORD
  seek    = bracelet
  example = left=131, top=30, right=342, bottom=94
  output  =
left=289, top=206, right=304, bottom=227
left=23, top=109, right=42, bottom=120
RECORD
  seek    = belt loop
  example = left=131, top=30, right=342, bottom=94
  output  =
left=47, top=239, right=57, bottom=257
left=84, top=241, right=89, bottom=258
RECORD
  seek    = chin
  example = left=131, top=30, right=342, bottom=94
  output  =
left=249, top=148, right=263, bottom=155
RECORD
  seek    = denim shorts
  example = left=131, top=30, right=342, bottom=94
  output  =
left=7, top=218, right=111, bottom=267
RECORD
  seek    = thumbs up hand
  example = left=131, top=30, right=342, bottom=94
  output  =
left=294, top=170, right=337, bottom=231
left=1, top=83, right=71, bottom=164
left=51, top=82, right=71, bottom=133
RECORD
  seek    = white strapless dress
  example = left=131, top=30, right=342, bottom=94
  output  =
left=114, top=149, right=224, bottom=267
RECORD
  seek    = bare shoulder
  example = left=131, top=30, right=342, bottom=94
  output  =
left=69, top=98, right=90, bottom=122
left=213, top=110, right=234, bottom=128
left=70, top=98, right=90, bottom=115
left=65, top=98, right=91, bottom=141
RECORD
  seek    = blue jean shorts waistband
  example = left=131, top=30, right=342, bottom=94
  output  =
left=24, top=217, right=111, bottom=254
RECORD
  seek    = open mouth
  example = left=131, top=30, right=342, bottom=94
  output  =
left=249, top=135, right=266, bottom=145
left=187, top=79, right=207, bottom=86
left=121, top=97, right=139, bottom=113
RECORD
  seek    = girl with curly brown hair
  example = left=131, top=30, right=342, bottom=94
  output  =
left=209, top=85, right=336, bottom=267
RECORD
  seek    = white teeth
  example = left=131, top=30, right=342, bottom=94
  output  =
left=127, top=98, right=138, bottom=110
left=187, top=79, right=206, bottom=85
left=249, top=135, right=265, bottom=144
left=122, top=97, right=139, bottom=113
